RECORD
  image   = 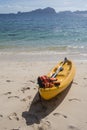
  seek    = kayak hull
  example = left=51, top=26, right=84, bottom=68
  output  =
left=38, top=59, right=76, bottom=100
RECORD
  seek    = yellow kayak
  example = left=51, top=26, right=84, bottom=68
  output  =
left=38, top=58, right=76, bottom=100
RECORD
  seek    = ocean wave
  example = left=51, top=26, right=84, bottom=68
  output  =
left=68, top=45, right=86, bottom=49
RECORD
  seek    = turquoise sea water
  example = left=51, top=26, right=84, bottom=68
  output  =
left=0, top=13, right=87, bottom=54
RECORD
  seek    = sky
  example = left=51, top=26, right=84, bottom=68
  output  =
left=0, top=0, right=87, bottom=13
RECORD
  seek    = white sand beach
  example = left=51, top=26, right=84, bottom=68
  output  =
left=0, top=52, right=87, bottom=130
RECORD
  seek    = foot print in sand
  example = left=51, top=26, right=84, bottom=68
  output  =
left=53, top=113, right=60, bottom=116
left=3, top=92, right=12, bottom=95
left=68, top=125, right=80, bottom=130
left=68, top=98, right=81, bottom=102
left=21, top=87, right=30, bottom=93
left=34, top=87, right=37, bottom=90
left=0, top=114, right=3, bottom=118
left=8, top=96, right=19, bottom=99
left=73, top=82, right=78, bottom=85
left=21, top=96, right=32, bottom=102
left=38, top=120, right=51, bottom=130
left=6, top=80, right=12, bottom=82
left=84, top=77, right=87, bottom=79
left=53, top=113, right=67, bottom=118
left=29, top=80, right=35, bottom=83
left=8, top=112, right=19, bottom=121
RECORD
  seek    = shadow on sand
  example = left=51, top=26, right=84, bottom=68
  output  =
left=22, top=83, right=72, bottom=125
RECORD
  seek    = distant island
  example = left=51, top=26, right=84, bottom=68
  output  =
left=0, top=7, right=87, bottom=17
left=17, top=7, right=56, bottom=15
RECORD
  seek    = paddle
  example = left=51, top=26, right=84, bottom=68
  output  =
left=51, top=57, right=68, bottom=78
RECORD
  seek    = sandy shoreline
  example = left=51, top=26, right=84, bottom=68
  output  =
left=0, top=50, right=87, bottom=62
left=0, top=52, right=87, bottom=130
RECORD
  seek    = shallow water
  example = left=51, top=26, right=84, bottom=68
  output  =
left=0, top=13, right=87, bottom=54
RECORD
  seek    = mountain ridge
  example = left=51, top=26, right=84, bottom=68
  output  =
left=0, top=7, right=87, bottom=17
